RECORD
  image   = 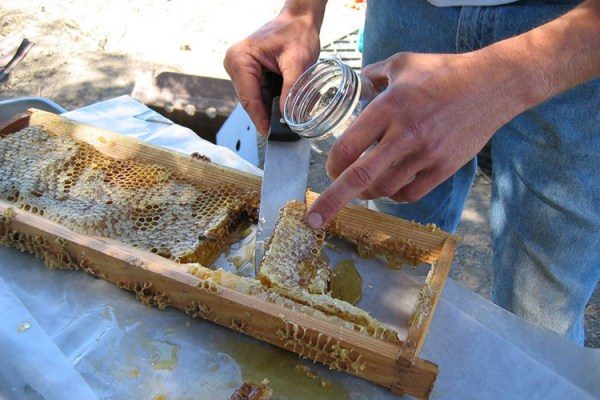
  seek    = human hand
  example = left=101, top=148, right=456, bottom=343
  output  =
left=307, top=51, right=528, bottom=228
left=223, top=5, right=323, bottom=135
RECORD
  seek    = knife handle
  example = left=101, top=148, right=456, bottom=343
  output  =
left=261, top=70, right=283, bottom=106
left=268, top=95, right=301, bottom=142
left=261, top=70, right=301, bottom=142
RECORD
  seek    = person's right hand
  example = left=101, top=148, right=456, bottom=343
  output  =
left=223, top=4, right=323, bottom=135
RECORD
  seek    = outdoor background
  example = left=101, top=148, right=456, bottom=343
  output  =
left=1, top=0, right=597, bottom=347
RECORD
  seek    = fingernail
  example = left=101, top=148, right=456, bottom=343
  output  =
left=307, top=212, right=323, bottom=229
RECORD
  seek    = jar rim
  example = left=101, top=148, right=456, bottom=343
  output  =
left=284, top=58, right=359, bottom=138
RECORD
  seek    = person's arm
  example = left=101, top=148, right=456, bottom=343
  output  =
left=224, top=0, right=327, bottom=135
left=306, top=0, right=600, bottom=229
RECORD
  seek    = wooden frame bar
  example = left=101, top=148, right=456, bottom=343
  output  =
left=0, top=109, right=461, bottom=399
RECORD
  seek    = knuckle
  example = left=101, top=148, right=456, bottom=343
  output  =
left=404, top=117, right=433, bottom=151
left=238, top=97, right=250, bottom=109
left=435, top=158, right=454, bottom=174
left=373, top=181, right=397, bottom=198
left=328, top=139, right=356, bottom=174
left=379, top=91, right=403, bottom=115
left=224, top=44, right=239, bottom=65
left=362, top=62, right=378, bottom=77
left=320, top=190, right=344, bottom=214
left=331, top=139, right=353, bottom=161
left=390, top=51, right=408, bottom=66
left=420, top=139, right=439, bottom=160
left=404, top=114, right=428, bottom=138
left=224, top=46, right=247, bottom=79
left=348, top=163, right=374, bottom=189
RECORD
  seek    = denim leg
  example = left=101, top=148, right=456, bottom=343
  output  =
left=490, top=78, right=600, bottom=345
left=363, top=0, right=476, bottom=233
left=484, top=0, right=599, bottom=345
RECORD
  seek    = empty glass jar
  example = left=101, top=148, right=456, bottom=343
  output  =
left=283, top=58, right=379, bottom=154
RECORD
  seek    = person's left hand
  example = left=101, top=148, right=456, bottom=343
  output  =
left=306, top=51, right=528, bottom=229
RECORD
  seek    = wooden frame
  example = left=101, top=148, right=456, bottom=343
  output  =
left=0, top=109, right=460, bottom=399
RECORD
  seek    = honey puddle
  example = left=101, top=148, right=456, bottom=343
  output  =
left=330, top=259, right=362, bottom=305
left=140, top=339, right=179, bottom=370
left=220, top=336, right=349, bottom=400
left=218, top=224, right=256, bottom=276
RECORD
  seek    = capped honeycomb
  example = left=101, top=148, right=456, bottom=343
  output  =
left=259, top=201, right=330, bottom=295
left=0, top=125, right=258, bottom=265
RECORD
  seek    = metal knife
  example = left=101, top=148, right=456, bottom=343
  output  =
left=254, top=72, right=312, bottom=276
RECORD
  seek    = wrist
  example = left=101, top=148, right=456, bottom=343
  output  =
left=477, top=40, right=560, bottom=118
left=450, top=49, right=531, bottom=127
left=281, top=0, right=327, bottom=30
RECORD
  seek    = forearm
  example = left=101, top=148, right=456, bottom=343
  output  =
left=281, top=0, right=328, bottom=30
left=478, top=0, right=600, bottom=114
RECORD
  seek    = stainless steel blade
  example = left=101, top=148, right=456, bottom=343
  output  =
left=254, top=138, right=311, bottom=275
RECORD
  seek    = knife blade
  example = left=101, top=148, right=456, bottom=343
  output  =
left=254, top=73, right=312, bottom=276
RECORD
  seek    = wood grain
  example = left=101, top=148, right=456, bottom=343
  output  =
left=0, top=112, right=30, bottom=136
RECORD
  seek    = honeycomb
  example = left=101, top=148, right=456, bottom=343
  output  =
left=229, top=381, right=272, bottom=400
left=0, top=124, right=402, bottom=348
left=0, top=125, right=258, bottom=265
left=259, top=201, right=330, bottom=294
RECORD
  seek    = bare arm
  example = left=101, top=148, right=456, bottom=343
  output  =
left=306, top=0, right=600, bottom=229
left=495, top=0, right=600, bottom=108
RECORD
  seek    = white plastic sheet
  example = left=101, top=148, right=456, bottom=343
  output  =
left=63, top=95, right=262, bottom=176
left=1, top=96, right=598, bottom=400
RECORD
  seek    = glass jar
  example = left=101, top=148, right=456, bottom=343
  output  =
left=283, top=59, right=379, bottom=154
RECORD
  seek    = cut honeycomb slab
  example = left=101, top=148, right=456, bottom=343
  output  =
left=259, top=201, right=330, bottom=294
left=0, top=125, right=258, bottom=265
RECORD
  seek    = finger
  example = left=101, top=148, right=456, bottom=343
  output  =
left=358, top=153, right=426, bottom=200
left=278, top=52, right=316, bottom=113
left=225, top=51, right=270, bottom=135
left=326, top=98, right=389, bottom=179
left=361, top=59, right=392, bottom=92
left=392, top=166, right=451, bottom=203
left=307, top=145, right=392, bottom=229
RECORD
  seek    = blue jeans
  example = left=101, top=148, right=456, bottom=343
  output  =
left=363, top=0, right=600, bottom=345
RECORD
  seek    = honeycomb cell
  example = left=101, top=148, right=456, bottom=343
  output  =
left=259, top=201, right=330, bottom=294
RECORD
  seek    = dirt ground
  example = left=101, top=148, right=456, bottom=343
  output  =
left=1, top=0, right=597, bottom=347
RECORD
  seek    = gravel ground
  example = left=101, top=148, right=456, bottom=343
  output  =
left=1, top=0, right=597, bottom=347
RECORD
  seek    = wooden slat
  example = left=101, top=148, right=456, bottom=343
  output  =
left=399, top=238, right=458, bottom=364
left=0, top=200, right=438, bottom=399
left=28, top=108, right=262, bottom=191
left=0, top=112, right=30, bottom=136
left=306, top=192, right=458, bottom=263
